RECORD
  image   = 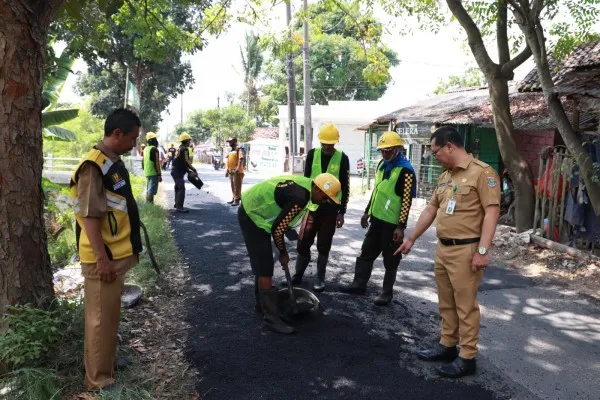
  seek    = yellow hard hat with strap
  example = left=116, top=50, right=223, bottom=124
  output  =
left=377, top=131, right=404, bottom=149
left=146, top=132, right=157, bottom=140
left=179, top=132, right=192, bottom=142
left=318, top=123, right=340, bottom=144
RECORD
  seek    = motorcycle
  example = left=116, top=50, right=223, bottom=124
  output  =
left=212, top=154, right=222, bottom=170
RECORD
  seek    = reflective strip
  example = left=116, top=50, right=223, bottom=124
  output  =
left=106, top=193, right=128, bottom=213
left=100, top=159, right=114, bottom=175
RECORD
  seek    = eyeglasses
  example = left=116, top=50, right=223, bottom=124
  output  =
left=431, top=145, right=446, bottom=157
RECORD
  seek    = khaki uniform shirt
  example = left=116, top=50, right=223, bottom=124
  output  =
left=77, top=141, right=137, bottom=277
left=429, top=155, right=501, bottom=239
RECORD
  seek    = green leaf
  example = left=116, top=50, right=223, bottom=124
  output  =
left=43, top=127, right=77, bottom=141
left=42, top=109, right=79, bottom=127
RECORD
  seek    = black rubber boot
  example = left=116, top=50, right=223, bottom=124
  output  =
left=291, top=254, right=310, bottom=285
left=231, top=199, right=240, bottom=206
left=146, top=194, right=154, bottom=203
left=175, top=189, right=186, bottom=211
left=313, top=254, right=328, bottom=292
left=341, top=258, right=373, bottom=295
left=259, top=288, right=295, bottom=334
left=374, top=267, right=398, bottom=306
left=254, top=276, right=261, bottom=313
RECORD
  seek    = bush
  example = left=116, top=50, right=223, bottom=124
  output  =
left=0, top=305, right=62, bottom=368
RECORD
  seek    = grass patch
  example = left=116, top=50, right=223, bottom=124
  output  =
left=128, top=176, right=178, bottom=293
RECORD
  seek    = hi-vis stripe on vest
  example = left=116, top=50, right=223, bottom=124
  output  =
left=70, top=148, right=142, bottom=263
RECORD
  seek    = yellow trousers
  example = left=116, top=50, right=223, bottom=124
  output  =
left=230, top=171, right=244, bottom=201
left=82, top=255, right=137, bottom=390
left=434, top=242, right=483, bottom=359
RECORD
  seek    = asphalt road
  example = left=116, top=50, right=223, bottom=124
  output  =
left=164, top=165, right=527, bottom=400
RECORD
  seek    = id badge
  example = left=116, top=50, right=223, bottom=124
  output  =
left=446, top=199, right=456, bottom=215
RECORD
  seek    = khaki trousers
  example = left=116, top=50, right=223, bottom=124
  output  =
left=82, top=255, right=137, bottom=390
left=434, top=242, right=483, bottom=359
left=230, top=171, right=244, bottom=201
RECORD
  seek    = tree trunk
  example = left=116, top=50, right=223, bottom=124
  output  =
left=0, top=2, right=61, bottom=316
left=518, top=21, right=600, bottom=217
left=488, top=78, right=535, bottom=232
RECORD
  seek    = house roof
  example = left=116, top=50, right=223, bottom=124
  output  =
left=252, top=127, right=279, bottom=140
left=361, top=88, right=599, bottom=132
left=365, top=87, right=490, bottom=127
left=440, top=92, right=598, bottom=131
left=517, top=40, right=600, bottom=100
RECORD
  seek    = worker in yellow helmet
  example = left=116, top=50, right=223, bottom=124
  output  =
left=341, top=131, right=417, bottom=306
left=290, top=123, right=350, bottom=292
left=142, top=132, right=162, bottom=203
left=239, top=173, right=341, bottom=334
left=170, top=132, right=198, bottom=213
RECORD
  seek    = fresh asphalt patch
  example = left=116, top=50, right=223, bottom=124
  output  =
left=166, top=174, right=519, bottom=400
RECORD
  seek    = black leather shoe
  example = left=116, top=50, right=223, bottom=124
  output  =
left=437, top=356, right=476, bottom=378
left=416, top=344, right=458, bottom=362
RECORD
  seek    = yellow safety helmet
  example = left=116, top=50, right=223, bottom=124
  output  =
left=179, top=132, right=192, bottom=142
left=312, top=173, right=341, bottom=204
left=318, top=123, right=340, bottom=144
left=146, top=132, right=157, bottom=140
left=377, top=131, right=404, bottom=149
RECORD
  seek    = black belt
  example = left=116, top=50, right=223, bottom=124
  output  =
left=439, top=237, right=480, bottom=246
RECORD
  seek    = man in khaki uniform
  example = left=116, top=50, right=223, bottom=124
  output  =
left=70, top=108, right=142, bottom=391
left=396, top=126, right=500, bottom=378
left=225, top=137, right=244, bottom=206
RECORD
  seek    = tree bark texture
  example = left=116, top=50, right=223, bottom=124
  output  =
left=516, top=15, right=600, bottom=217
left=446, top=0, right=535, bottom=231
left=488, top=78, right=535, bottom=231
left=0, top=1, right=63, bottom=316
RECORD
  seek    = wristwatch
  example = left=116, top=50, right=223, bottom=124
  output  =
left=478, top=247, right=488, bottom=255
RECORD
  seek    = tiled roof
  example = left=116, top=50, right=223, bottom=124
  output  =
left=440, top=92, right=598, bottom=131
left=252, top=127, right=279, bottom=140
left=517, top=40, right=600, bottom=94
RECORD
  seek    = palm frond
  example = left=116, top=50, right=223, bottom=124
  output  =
left=43, top=126, right=77, bottom=141
left=42, top=109, right=79, bottom=127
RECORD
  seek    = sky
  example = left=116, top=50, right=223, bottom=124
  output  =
left=60, top=2, right=535, bottom=135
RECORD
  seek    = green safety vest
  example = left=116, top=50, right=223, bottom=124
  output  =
left=242, top=175, right=313, bottom=233
left=143, top=145, right=158, bottom=177
left=188, top=147, right=194, bottom=162
left=308, top=148, right=342, bottom=211
left=368, top=164, right=404, bottom=225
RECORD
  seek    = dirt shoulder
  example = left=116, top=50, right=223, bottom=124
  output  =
left=490, top=242, right=600, bottom=304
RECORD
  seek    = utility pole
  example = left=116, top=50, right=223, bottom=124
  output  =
left=302, top=0, right=312, bottom=152
left=217, top=95, right=222, bottom=160
left=180, top=93, right=184, bottom=125
left=123, top=67, right=129, bottom=108
left=285, top=0, right=298, bottom=157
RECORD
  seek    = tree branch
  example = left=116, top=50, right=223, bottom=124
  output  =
left=445, top=0, right=497, bottom=75
left=501, top=45, right=532, bottom=75
left=497, top=0, right=510, bottom=65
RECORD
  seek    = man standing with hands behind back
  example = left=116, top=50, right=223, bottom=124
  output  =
left=70, top=108, right=142, bottom=391
left=395, top=126, right=500, bottom=378
left=225, top=136, right=244, bottom=206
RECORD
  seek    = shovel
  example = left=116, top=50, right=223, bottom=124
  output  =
left=281, top=263, right=299, bottom=315
left=279, top=263, right=320, bottom=319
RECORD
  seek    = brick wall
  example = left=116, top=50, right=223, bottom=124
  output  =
left=514, top=130, right=556, bottom=175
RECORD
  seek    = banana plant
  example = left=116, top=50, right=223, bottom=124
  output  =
left=42, top=51, right=79, bottom=141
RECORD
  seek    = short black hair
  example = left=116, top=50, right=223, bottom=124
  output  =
left=430, top=126, right=464, bottom=148
left=147, top=138, right=158, bottom=146
left=104, top=108, right=141, bottom=137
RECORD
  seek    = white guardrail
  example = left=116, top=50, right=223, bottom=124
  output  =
left=43, top=154, right=143, bottom=184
